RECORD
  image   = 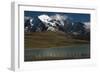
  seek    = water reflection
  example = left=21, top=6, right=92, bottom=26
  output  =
left=24, top=44, right=90, bottom=61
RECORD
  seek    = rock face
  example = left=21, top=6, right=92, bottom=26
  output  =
left=24, top=14, right=90, bottom=38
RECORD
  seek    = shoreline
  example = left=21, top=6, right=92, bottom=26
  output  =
left=25, top=43, right=90, bottom=49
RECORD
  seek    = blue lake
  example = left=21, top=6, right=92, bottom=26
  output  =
left=24, top=44, right=90, bottom=61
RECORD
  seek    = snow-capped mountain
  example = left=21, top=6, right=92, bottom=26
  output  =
left=24, top=14, right=90, bottom=37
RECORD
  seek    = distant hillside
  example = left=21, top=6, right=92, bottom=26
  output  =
left=25, top=31, right=89, bottom=48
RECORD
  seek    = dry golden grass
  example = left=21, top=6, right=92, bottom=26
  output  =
left=24, top=31, right=89, bottom=48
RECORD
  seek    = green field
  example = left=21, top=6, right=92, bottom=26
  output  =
left=24, top=31, right=89, bottom=49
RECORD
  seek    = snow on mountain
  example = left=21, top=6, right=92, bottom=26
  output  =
left=38, top=14, right=52, bottom=23
left=24, top=14, right=90, bottom=37
left=24, top=16, right=34, bottom=32
left=37, top=14, right=70, bottom=32
left=38, top=14, right=60, bottom=31
left=50, top=14, right=67, bottom=26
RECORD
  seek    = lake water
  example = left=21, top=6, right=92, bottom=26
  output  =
left=24, top=44, right=90, bottom=61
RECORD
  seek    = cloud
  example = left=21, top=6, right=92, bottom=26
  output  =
left=84, top=22, right=90, bottom=29
left=50, top=14, right=68, bottom=20
left=24, top=16, right=33, bottom=20
left=50, top=14, right=69, bottom=26
left=83, top=22, right=90, bottom=32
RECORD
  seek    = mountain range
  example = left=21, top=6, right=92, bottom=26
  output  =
left=24, top=14, right=90, bottom=40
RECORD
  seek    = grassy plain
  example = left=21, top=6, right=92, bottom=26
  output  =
left=24, top=31, right=89, bottom=49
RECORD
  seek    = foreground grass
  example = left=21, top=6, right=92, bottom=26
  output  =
left=24, top=31, right=89, bottom=49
